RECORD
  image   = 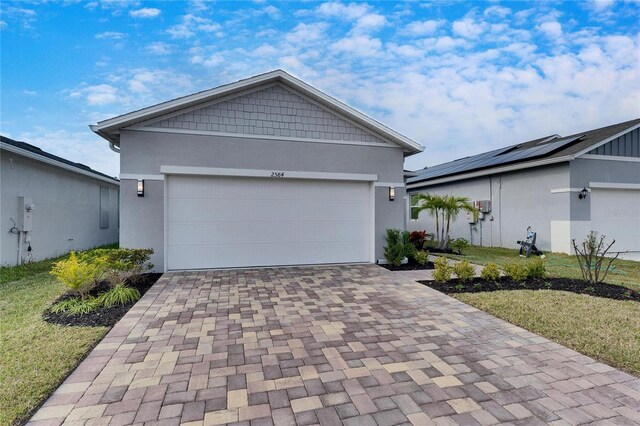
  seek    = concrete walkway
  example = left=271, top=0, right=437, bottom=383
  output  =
left=29, top=265, right=640, bottom=425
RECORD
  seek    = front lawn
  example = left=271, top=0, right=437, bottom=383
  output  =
left=0, top=244, right=119, bottom=426
left=432, top=245, right=640, bottom=376
left=456, top=290, right=640, bottom=376
left=0, top=271, right=108, bottom=425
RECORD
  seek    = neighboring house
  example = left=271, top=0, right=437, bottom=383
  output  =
left=91, top=70, right=424, bottom=271
left=406, top=119, right=640, bottom=260
left=1, top=136, right=120, bottom=266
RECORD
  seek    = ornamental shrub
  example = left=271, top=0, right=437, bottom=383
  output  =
left=433, top=257, right=452, bottom=283
left=502, top=262, right=528, bottom=282
left=526, top=258, right=546, bottom=279
left=450, top=238, right=470, bottom=255
left=414, top=250, right=429, bottom=266
left=480, top=262, right=501, bottom=281
left=384, top=229, right=415, bottom=266
left=50, top=252, right=104, bottom=299
left=97, top=284, right=141, bottom=307
left=453, top=261, right=475, bottom=283
left=409, top=231, right=428, bottom=251
left=82, top=248, right=153, bottom=286
left=50, top=297, right=101, bottom=315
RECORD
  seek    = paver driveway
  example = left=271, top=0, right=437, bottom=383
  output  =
left=30, top=265, right=640, bottom=426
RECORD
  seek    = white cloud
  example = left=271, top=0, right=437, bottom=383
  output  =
left=23, top=90, right=37, bottom=96
left=483, top=6, right=511, bottom=18
left=315, top=2, right=386, bottom=33
left=262, top=5, right=281, bottom=19
left=589, top=0, right=616, bottom=11
left=404, top=19, right=443, bottom=36
left=331, top=35, right=382, bottom=57
left=538, top=21, right=563, bottom=39
left=95, top=31, right=127, bottom=40
left=285, top=22, right=327, bottom=43
left=1, top=5, right=37, bottom=29
left=129, top=7, right=161, bottom=18
left=167, top=14, right=222, bottom=38
left=69, top=84, right=118, bottom=105
left=452, top=18, right=485, bottom=39
left=147, top=42, right=172, bottom=55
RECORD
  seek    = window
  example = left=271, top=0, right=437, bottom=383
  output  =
left=100, top=187, right=109, bottom=229
left=410, top=193, right=421, bottom=220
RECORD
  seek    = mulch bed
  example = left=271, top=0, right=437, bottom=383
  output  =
left=43, top=273, right=162, bottom=327
left=379, top=261, right=435, bottom=271
left=420, top=277, right=640, bottom=302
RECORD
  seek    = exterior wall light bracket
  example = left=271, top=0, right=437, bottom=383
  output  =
left=578, top=187, right=588, bottom=199
left=137, top=179, right=145, bottom=197
left=389, top=186, right=395, bottom=201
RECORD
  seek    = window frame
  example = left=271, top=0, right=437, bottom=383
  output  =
left=409, top=193, right=421, bottom=221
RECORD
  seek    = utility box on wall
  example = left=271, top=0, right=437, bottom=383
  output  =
left=17, top=196, right=34, bottom=232
left=474, top=200, right=492, bottom=213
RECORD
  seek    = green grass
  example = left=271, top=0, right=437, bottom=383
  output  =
left=456, top=290, right=640, bottom=376
left=0, top=243, right=118, bottom=286
left=439, top=245, right=640, bottom=291
left=0, top=246, right=116, bottom=426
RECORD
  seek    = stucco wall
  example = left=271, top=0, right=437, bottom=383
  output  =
left=407, top=163, right=571, bottom=252
left=0, top=151, right=119, bottom=265
left=119, top=129, right=406, bottom=270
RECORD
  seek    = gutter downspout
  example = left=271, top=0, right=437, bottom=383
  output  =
left=109, top=142, right=121, bottom=153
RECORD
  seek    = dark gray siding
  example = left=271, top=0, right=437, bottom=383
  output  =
left=587, top=128, right=639, bottom=157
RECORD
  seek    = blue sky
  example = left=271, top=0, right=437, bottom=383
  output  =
left=1, top=0, right=639, bottom=177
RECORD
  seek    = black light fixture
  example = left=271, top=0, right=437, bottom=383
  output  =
left=137, top=179, right=145, bottom=197
left=389, top=186, right=395, bottom=201
left=578, top=187, right=588, bottom=200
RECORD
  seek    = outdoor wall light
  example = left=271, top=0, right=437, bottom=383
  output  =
left=389, top=186, right=395, bottom=201
left=578, top=187, right=588, bottom=200
left=137, top=179, right=145, bottom=197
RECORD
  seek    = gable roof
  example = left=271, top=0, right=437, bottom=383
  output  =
left=0, top=135, right=119, bottom=184
left=407, top=118, right=640, bottom=187
left=91, top=70, right=424, bottom=155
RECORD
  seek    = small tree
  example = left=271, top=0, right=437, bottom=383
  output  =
left=572, top=231, right=619, bottom=285
left=384, top=229, right=415, bottom=266
left=415, top=194, right=477, bottom=250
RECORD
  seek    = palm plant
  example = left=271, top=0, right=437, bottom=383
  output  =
left=415, top=193, right=477, bottom=249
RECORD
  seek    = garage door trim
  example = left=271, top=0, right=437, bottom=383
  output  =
left=162, top=168, right=376, bottom=271
left=160, top=165, right=377, bottom=182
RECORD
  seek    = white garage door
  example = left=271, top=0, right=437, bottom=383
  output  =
left=591, top=188, right=640, bottom=259
left=166, top=175, right=372, bottom=270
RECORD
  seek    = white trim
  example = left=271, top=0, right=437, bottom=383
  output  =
left=374, top=182, right=406, bottom=187
left=1, top=142, right=119, bottom=185
left=160, top=165, right=377, bottom=182
left=579, top=154, right=640, bottom=163
left=407, top=156, right=572, bottom=189
left=589, top=182, right=640, bottom=190
left=550, top=187, right=591, bottom=194
left=369, top=181, right=376, bottom=263
left=91, top=70, right=424, bottom=153
left=129, top=126, right=399, bottom=150
left=119, top=173, right=164, bottom=181
left=163, top=176, right=168, bottom=273
left=573, top=123, right=640, bottom=157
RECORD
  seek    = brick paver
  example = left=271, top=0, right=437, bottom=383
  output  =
left=28, top=264, right=640, bottom=425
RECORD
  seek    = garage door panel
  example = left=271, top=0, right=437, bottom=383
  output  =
left=168, top=198, right=369, bottom=222
left=591, top=189, right=640, bottom=253
left=168, top=176, right=368, bottom=201
left=166, top=175, right=372, bottom=269
left=167, top=241, right=370, bottom=270
left=168, top=220, right=369, bottom=245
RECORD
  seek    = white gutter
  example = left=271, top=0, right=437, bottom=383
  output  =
left=0, top=142, right=120, bottom=185
left=406, top=155, right=573, bottom=189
